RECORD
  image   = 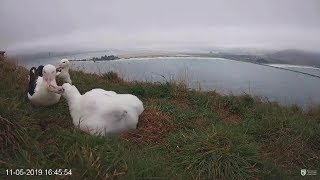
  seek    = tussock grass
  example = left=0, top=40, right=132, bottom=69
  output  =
left=0, top=116, right=25, bottom=154
left=167, top=125, right=261, bottom=179
left=0, top=58, right=319, bottom=179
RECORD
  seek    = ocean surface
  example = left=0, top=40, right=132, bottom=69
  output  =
left=20, top=55, right=320, bottom=108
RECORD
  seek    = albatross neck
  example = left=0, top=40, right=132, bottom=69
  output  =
left=65, top=88, right=81, bottom=107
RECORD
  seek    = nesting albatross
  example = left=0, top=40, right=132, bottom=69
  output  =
left=27, top=64, right=63, bottom=106
left=58, top=83, right=144, bottom=136
left=57, top=59, right=72, bottom=84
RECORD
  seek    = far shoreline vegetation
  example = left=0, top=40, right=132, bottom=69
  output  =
left=69, top=53, right=271, bottom=65
left=1, top=56, right=320, bottom=179
left=70, top=54, right=120, bottom=62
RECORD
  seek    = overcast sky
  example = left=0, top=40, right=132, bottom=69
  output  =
left=1, top=0, right=320, bottom=53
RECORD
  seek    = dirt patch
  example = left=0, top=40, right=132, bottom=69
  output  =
left=120, top=106, right=177, bottom=144
left=217, top=109, right=239, bottom=124
left=186, top=117, right=211, bottom=130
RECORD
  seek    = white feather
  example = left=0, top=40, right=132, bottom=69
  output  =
left=61, top=83, right=144, bottom=136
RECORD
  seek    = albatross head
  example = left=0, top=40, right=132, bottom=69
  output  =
left=58, top=59, right=71, bottom=70
left=43, top=64, right=57, bottom=87
left=59, top=83, right=80, bottom=100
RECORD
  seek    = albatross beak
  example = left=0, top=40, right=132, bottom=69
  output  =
left=45, top=76, right=53, bottom=87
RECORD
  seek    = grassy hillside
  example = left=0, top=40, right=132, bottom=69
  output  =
left=0, top=57, right=319, bottom=179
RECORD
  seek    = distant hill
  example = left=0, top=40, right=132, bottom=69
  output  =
left=265, top=49, right=320, bottom=67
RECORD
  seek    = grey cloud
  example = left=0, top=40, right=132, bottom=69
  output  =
left=1, top=0, right=320, bottom=53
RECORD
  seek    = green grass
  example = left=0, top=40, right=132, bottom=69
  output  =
left=0, top=57, right=320, bottom=179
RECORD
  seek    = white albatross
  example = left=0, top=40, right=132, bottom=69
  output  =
left=57, top=59, right=72, bottom=84
left=58, top=83, right=144, bottom=136
left=27, top=64, right=63, bottom=106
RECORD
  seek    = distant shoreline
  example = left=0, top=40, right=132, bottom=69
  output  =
left=70, top=54, right=320, bottom=69
left=259, top=63, right=320, bottom=78
left=69, top=54, right=320, bottom=79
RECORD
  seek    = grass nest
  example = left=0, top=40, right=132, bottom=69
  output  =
left=121, top=106, right=177, bottom=144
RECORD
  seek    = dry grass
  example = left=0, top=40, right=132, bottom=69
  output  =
left=171, top=98, right=190, bottom=110
left=306, top=105, right=320, bottom=124
left=217, top=108, right=240, bottom=124
left=0, top=116, right=23, bottom=153
left=186, top=117, right=211, bottom=130
left=261, top=128, right=319, bottom=171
